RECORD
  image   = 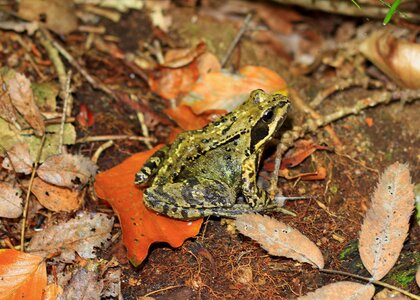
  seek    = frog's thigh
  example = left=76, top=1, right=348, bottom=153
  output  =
left=145, top=177, right=236, bottom=209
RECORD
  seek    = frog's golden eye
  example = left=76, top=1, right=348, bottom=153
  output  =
left=262, top=109, right=274, bottom=123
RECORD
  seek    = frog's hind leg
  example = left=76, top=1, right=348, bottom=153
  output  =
left=143, top=177, right=237, bottom=219
left=135, top=146, right=169, bottom=186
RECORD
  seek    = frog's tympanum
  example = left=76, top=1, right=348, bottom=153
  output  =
left=135, top=89, right=290, bottom=219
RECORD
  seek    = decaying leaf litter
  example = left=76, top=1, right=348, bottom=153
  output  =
left=0, top=1, right=419, bottom=299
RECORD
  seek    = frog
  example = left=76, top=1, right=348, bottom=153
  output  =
left=135, top=89, right=290, bottom=220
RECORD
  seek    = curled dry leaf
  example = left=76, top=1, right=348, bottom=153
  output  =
left=359, top=162, right=414, bottom=280
left=27, top=212, right=114, bottom=262
left=18, top=0, right=78, bottom=35
left=31, top=177, right=82, bottom=212
left=0, top=249, right=47, bottom=300
left=6, top=72, right=45, bottom=136
left=0, top=182, right=23, bottom=218
left=94, top=146, right=203, bottom=266
left=2, top=142, right=33, bottom=174
left=0, top=75, right=19, bottom=128
left=235, top=214, right=324, bottom=268
left=280, top=139, right=329, bottom=169
left=181, top=66, right=287, bottom=114
left=360, top=29, right=420, bottom=89
left=297, top=281, right=375, bottom=300
left=37, top=153, right=98, bottom=189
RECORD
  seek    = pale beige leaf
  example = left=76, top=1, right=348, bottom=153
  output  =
left=360, top=29, right=420, bottom=89
left=27, top=213, right=114, bottom=262
left=373, top=288, right=410, bottom=300
left=235, top=214, right=324, bottom=268
left=6, top=72, right=45, bottom=136
left=297, top=282, right=375, bottom=300
left=18, top=0, right=78, bottom=35
left=416, top=265, right=420, bottom=288
left=359, top=162, right=414, bottom=280
left=2, top=142, right=33, bottom=174
left=0, top=182, right=23, bottom=218
left=37, top=153, right=98, bottom=188
left=31, top=177, right=81, bottom=212
left=62, top=268, right=103, bottom=300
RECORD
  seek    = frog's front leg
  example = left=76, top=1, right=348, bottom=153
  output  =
left=241, top=152, right=271, bottom=208
left=144, top=177, right=237, bottom=219
left=135, top=146, right=169, bottom=186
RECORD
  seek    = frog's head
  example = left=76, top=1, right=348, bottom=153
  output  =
left=245, top=89, right=290, bottom=152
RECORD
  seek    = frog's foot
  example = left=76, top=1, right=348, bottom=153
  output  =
left=145, top=201, right=292, bottom=220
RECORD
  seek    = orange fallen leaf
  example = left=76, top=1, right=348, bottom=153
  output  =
left=148, top=64, right=200, bottom=100
left=164, top=105, right=226, bottom=131
left=280, top=139, right=329, bottom=169
left=0, top=249, right=47, bottom=300
left=181, top=66, right=287, bottom=114
left=94, top=146, right=203, bottom=266
left=365, top=117, right=374, bottom=127
left=279, top=167, right=327, bottom=181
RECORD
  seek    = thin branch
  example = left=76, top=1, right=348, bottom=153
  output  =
left=20, top=134, right=46, bottom=251
left=221, top=13, right=253, bottom=67
left=75, top=135, right=155, bottom=144
left=59, top=71, right=72, bottom=152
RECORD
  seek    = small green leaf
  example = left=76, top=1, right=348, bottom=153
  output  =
left=382, top=0, right=401, bottom=25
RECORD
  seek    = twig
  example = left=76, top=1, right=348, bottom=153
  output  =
left=142, top=285, right=183, bottom=297
left=137, top=112, right=153, bottom=149
left=269, top=88, right=420, bottom=198
left=20, top=134, right=46, bottom=251
left=91, top=140, right=114, bottom=164
left=221, top=13, right=253, bottom=67
left=320, top=269, right=420, bottom=300
left=59, top=71, right=72, bottom=152
left=39, top=28, right=117, bottom=101
left=37, top=29, right=67, bottom=96
left=76, top=135, right=155, bottom=144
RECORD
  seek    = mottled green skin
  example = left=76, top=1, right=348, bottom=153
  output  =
left=135, top=90, right=290, bottom=219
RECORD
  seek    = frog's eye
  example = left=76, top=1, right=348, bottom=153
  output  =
left=262, top=109, right=274, bottom=123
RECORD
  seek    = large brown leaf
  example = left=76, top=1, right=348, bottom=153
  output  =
left=94, top=146, right=203, bottom=266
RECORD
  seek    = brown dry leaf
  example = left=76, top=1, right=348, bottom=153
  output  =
left=6, top=72, right=45, bottom=136
left=37, top=153, right=98, bottom=188
left=297, top=281, right=375, bottom=300
left=62, top=268, right=103, bottom=300
left=416, top=265, right=420, bottom=288
left=235, top=214, right=324, bottom=268
left=0, top=249, right=47, bottom=300
left=359, top=162, right=414, bottom=280
left=0, top=76, right=20, bottom=128
left=31, top=177, right=82, bottom=212
left=18, top=0, right=78, bottom=35
left=360, top=29, right=420, bottom=89
left=0, top=182, right=23, bottom=218
left=2, top=142, right=33, bottom=175
left=27, top=212, right=114, bottom=262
